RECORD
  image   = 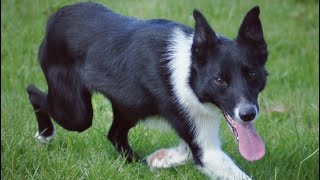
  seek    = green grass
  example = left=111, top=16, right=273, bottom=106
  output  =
left=1, top=0, right=319, bottom=179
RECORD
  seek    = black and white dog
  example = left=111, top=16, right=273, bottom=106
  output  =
left=27, top=2, right=268, bottom=179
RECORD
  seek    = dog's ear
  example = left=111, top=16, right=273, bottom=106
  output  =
left=237, top=6, right=266, bottom=49
left=192, top=9, right=217, bottom=50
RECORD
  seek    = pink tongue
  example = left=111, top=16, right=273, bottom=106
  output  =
left=235, top=122, right=265, bottom=161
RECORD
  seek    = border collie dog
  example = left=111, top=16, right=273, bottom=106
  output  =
left=27, top=2, right=268, bottom=179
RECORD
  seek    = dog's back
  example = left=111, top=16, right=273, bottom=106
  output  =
left=28, top=2, right=189, bottom=135
left=41, top=2, right=187, bottom=103
left=40, top=2, right=123, bottom=65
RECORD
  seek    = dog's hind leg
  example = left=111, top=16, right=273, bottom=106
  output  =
left=27, top=84, right=56, bottom=143
left=44, top=67, right=93, bottom=133
left=107, top=103, right=138, bottom=162
left=27, top=66, right=93, bottom=143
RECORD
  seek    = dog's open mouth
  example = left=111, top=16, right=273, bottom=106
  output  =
left=223, top=112, right=265, bottom=161
left=224, top=112, right=239, bottom=141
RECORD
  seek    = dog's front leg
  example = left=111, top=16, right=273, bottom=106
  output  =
left=197, top=147, right=251, bottom=180
left=184, top=104, right=252, bottom=180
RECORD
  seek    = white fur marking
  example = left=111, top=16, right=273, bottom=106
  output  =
left=234, top=99, right=259, bottom=122
left=166, top=28, right=221, bottom=148
left=147, top=141, right=191, bottom=168
left=166, top=28, right=250, bottom=179
left=34, top=127, right=56, bottom=143
left=199, top=148, right=252, bottom=180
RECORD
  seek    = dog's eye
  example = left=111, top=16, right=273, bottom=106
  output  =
left=214, top=77, right=227, bottom=86
left=248, top=71, right=256, bottom=79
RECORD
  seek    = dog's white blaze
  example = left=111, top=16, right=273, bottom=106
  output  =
left=166, top=28, right=221, bottom=148
left=234, top=98, right=259, bottom=122
left=234, top=106, right=241, bottom=121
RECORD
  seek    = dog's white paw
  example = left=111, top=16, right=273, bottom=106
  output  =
left=228, top=172, right=252, bottom=180
left=218, top=170, right=252, bottom=180
left=34, top=128, right=56, bottom=144
left=200, top=166, right=251, bottom=180
left=146, top=147, right=190, bottom=168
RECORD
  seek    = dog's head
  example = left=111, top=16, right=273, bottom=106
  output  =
left=190, top=6, right=268, bottom=161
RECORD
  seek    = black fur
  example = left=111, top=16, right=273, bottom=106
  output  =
left=27, top=2, right=268, bottom=166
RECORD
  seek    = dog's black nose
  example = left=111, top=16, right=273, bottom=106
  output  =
left=239, top=107, right=256, bottom=122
